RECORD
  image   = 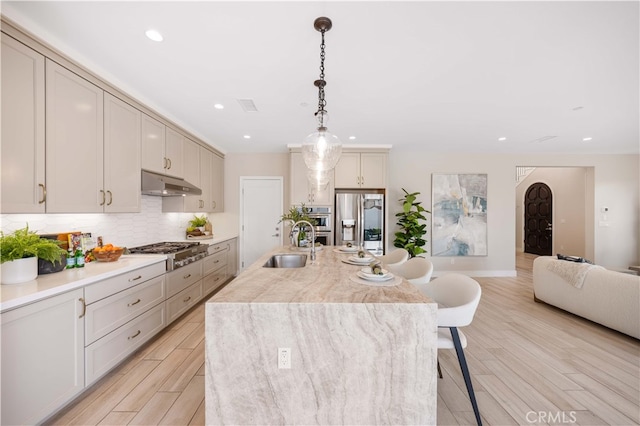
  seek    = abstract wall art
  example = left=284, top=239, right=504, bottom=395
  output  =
left=432, top=173, right=487, bottom=256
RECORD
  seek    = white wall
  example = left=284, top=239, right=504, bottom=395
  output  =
left=388, top=152, right=639, bottom=274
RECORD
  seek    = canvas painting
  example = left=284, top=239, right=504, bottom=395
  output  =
left=432, top=173, right=487, bottom=256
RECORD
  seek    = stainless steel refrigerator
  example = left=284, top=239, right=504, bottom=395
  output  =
left=335, top=189, right=385, bottom=255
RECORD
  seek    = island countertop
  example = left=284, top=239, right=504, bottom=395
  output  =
left=210, top=245, right=432, bottom=304
left=205, top=246, right=437, bottom=425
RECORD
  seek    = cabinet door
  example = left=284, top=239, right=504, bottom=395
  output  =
left=227, top=238, right=238, bottom=277
left=199, top=147, right=213, bottom=211
left=290, top=152, right=313, bottom=205
left=183, top=138, right=201, bottom=187
left=360, top=153, right=387, bottom=189
left=211, top=153, right=224, bottom=212
left=165, top=127, right=184, bottom=178
left=46, top=60, right=104, bottom=213
left=1, top=35, right=46, bottom=213
left=1, top=289, right=85, bottom=425
left=141, top=114, right=166, bottom=174
left=104, top=93, right=141, bottom=212
left=334, top=152, right=360, bottom=188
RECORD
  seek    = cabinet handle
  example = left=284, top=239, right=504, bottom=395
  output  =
left=361, top=176, right=364, bottom=185
left=78, top=298, right=86, bottom=318
left=128, top=298, right=141, bottom=307
left=212, top=201, right=217, bottom=209
left=214, top=246, right=221, bottom=251
left=38, top=183, right=46, bottom=204
left=129, top=275, right=142, bottom=282
left=183, top=296, right=191, bottom=303
left=128, top=330, right=141, bottom=340
left=167, top=158, right=172, bottom=170
left=183, top=273, right=192, bottom=279
left=163, top=157, right=168, bottom=169
left=99, top=190, right=106, bottom=206
left=214, top=260, right=220, bottom=264
left=106, top=190, right=113, bottom=206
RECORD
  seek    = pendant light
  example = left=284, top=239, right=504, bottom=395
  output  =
left=302, top=17, right=342, bottom=173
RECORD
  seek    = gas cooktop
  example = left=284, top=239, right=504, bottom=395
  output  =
left=129, top=241, right=209, bottom=271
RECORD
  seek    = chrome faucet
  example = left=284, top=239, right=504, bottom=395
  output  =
left=291, top=220, right=316, bottom=261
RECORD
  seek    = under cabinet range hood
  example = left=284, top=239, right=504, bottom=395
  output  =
left=141, top=170, right=202, bottom=196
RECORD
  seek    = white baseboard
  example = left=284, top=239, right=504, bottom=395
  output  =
left=432, top=270, right=518, bottom=278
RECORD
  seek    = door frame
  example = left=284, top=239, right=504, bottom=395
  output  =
left=239, top=176, right=284, bottom=271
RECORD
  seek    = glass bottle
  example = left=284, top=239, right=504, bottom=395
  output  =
left=75, top=248, right=85, bottom=268
left=66, top=247, right=75, bottom=269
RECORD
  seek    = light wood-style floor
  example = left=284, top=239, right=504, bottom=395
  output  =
left=48, top=253, right=640, bottom=426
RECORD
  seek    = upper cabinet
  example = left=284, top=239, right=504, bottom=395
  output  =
left=290, top=152, right=333, bottom=206
left=103, top=92, right=141, bottom=212
left=45, top=59, right=104, bottom=213
left=1, top=34, right=46, bottom=213
left=142, top=121, right=184, bottom=179
left=163, top=146, right=224, bottom=213
left=334, top=152, right=387, bottom=189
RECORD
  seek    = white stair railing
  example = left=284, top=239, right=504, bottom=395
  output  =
left=516, top=167, right=536, bottom=184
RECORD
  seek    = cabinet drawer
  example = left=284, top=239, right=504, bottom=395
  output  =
left=203, top=250, right=228, bottom=276
left=203, top=266, right=228, bottom=296
left=166, top=261, right=202, bottom=298
left=85, top=302, right=165, bottom=385
left=85, top=275, right=165, bottom=345
left=84, top=261, right=165, bottom=304
left=208, top=242, right=228, bottom=255
left=166, top=281, right=202, bottom=324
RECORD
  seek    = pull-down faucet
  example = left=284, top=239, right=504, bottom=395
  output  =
left=291, top=220, right=316, bottom=262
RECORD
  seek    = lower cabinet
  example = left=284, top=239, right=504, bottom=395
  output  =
left=85, top=302, right=166, bottom=385
left=166, top=281, right=203, bottom=324
left=1, top=289, right=85, bottom=426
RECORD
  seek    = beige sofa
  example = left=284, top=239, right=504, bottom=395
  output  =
left=533, top=256, right=640, bottom=339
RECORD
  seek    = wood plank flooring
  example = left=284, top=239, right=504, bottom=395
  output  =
left=48, top=253, right=640, bottom=425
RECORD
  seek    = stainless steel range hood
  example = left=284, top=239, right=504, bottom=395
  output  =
left=141, top=170, right=202, bottom=196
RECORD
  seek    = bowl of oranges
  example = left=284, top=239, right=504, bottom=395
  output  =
left=92, top=244, right=124, bottom=262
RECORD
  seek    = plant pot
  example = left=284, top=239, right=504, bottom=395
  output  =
left=1, top=257, right=38, bottom=285
left=38, top=253, right=67, bottom=275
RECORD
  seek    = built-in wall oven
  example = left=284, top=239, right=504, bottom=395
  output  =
left=302, top=206, right=333, bottom=246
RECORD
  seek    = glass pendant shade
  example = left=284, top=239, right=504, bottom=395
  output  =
left=302, top=128, right=342, bottom=172
left=307, top=168, right=331, bottom=190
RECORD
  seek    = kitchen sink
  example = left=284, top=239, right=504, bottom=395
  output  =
left=263, top=254, right=307, bottom=268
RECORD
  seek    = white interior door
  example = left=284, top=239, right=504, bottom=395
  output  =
left=240, top=177, right=283, bottom=271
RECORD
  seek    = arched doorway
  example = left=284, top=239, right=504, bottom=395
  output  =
left=524, top=182, right=553, bottom=256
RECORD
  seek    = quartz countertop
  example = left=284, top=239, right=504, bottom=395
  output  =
left=210, top=246, right=431, bottom=304
left=0, top=255, right=167, bottom=312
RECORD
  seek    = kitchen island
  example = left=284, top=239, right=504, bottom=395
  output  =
left=205, top=246, right=438, bottom=425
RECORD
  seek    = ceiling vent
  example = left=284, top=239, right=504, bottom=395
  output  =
left=529, top=135, right=557, bottom=143
left=237, top=99, right=258, bottom=112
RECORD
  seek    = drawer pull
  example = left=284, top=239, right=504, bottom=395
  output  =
left=183, top=296, right=192, bottom=303
left=128, top=330, right=141, bottom=340
left=78, top=297, right=86, bottom=318
left=128, top=298, right=141, bottom=307
left=214, top=260, right=220, bottom=264
left=183, top=273, right=192, bottom=279
left=129, top=275, right=142, bottom=282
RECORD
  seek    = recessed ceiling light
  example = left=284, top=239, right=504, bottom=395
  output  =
left=572, top=106, right=584, bottom=111
left=349, top=136, right=356, bottom=140
left=214, top=104, right=224, bottom=110
left=498, top=137, right=507, bottom=141
left=243, top=135, right=251, bottom=139
left=145, top=29, right=163, bottom=42
left=583, top=137, right=593, bottom=141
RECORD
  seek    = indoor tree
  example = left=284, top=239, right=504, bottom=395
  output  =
left=393, top=188, right=430, bottom=258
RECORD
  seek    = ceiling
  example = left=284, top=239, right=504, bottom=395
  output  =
left=2, top=1, right=638, bottom=155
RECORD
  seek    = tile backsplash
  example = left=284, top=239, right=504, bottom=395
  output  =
left=0, top=196, right=238, bottom=247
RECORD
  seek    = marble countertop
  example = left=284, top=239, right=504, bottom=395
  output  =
left=0, top=255, right=167, bottom=312
left=210, top=246, right=432, bottom=304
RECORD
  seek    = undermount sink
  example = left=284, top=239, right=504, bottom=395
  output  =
left=263, top=254, right=308, bottom=268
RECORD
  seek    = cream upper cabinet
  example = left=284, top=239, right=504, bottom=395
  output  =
left=45, top=59, right=104, bottom=213
left=334, top=152, right=387, bottom=189
left=164, top=127, right=185, bottom=178
left=180, top=145, right=210, bottom=212
left=103, top=93, right=141, bottom=212
left=290, top=152, right=333, bottom=206
left=211, top=152, right=224, bottom=212
left=183, top=138, right=201, bottom=187
left=1, top=34, right=46, bottom=213
left=1, top=289, right=85, bottom=425
left=141, top=114, right=166, bottom=175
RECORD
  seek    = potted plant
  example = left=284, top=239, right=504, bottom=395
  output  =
left=1, top=225, right=66, bottom=284
left=279, top=204, right=316, bottom=247
left=393, top=188, right=430, bottom=258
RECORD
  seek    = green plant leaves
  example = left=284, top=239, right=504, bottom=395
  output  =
left=1, top=224, right=66, bottom=264
left=393, top=188, right=431, bottom=258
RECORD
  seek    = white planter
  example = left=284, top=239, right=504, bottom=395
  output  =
left=1, top=257, right=38, bottom=285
